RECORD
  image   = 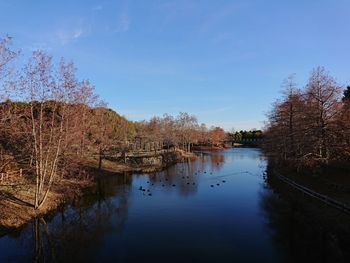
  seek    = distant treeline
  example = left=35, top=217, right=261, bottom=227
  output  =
left=263, top=68, right=350, bottom=168
left=227, top=130, right=263, bottom=142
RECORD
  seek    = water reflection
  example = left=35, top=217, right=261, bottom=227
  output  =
left=2, top=148, right=350, bottom=262
left=27, top=173, right=133, bottom=262
left=260, top=166, right=350, bottom=263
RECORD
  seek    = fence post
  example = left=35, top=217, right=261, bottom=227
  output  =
left=20, top=169, right=23, bottom=177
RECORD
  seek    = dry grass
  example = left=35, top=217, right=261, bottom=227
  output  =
left=0, top=178, right=91, bottom=229
left=0, top=149, right=196, bottom=230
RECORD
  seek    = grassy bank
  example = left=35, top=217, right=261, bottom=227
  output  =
left=270, top=164, right=350, bottom=208
left=0, top=149, right=196, bottom=232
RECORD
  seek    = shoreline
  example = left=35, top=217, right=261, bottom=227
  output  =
left=192, top=146, right=226, bottom=151
left=0, top=149, right=197, bottom=234
left=268, top=164, right=350, bottom=211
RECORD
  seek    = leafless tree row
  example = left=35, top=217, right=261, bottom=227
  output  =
left=263, top=67, right=350, bottom=167
left=136, top=112, right=227, bottom=151
left=0, top=36, right=228, bottom=209
left=0, top=36, right=134, bottom=209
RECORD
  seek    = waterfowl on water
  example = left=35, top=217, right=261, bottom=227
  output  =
left=210, top=185, right=214, bottom=187
left=172, top=184, right=176, bottom=187
left=222, top=180, right=226, bottom=183
left=148, top=193, right=152, bottom=196
left=216, top=183, right=220, bottom=186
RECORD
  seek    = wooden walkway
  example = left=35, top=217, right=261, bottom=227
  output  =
left=274, top=170, right=350, bottom=215
left=103, top=149, right=174, bottom=159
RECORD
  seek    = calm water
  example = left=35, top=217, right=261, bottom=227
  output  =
left=0, top=148, right=349, bottom=262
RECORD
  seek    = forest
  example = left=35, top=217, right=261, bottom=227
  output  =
left=0, top=36, right=230, bottom=212
left=263, top=68, right=350, bottom=169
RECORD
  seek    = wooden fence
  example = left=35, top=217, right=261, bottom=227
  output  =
left=0, top=169, right=23, bottom=184
left=274, top=170, right=350, bottom=215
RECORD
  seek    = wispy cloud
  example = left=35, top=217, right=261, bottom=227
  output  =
left=55, top=28, right=85, bottom=45
left=115, top=13, right=130, bottom=33
left=53, top=16, right=93, bottom=46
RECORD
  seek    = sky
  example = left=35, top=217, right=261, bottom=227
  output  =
left=0, top=0, right=349, bottom=130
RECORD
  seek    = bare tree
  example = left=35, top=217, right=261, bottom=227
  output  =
left=304, top=67, right=342, bottom=162
left=16, top=51, right=96, bottom=209
left=263, top=67, right=344, bottom=166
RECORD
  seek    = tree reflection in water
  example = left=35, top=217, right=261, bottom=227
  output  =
left=260, top=169, right=350, bottom=263
left=146, top=153, right=226, bottom=197
left=28, top=172, right=133, bottom=262
left=32, top=218, right=55, bottom=263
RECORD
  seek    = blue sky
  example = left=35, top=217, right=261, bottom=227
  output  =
left=1, top=0, right=349, bottom=130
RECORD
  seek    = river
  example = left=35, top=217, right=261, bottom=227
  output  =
left=0, top=148, right=349, bottom=262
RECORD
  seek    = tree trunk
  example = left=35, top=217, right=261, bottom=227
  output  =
left=98, top=145, right=103, bottom=170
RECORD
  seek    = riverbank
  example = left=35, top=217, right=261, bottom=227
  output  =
left=192, top=145, right=226, bottom=151
left=266, top=170, right=350, bottom=262
left=0, top=149, right=196, bottom=232
left=0, top=177, right=93, bottom=232
left=269, top=165, right=350, bottom=208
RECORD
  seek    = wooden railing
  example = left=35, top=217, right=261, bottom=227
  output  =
left=274, top=170, right=350, bottom=215
left=0, top=169, right=23, bottom=183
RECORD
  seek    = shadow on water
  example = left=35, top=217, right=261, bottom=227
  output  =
left=260, top=166, right=350, bottom=263
left=2, top=148, right=350, bottom=262
left=1, top=172, right=133, bottom=263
